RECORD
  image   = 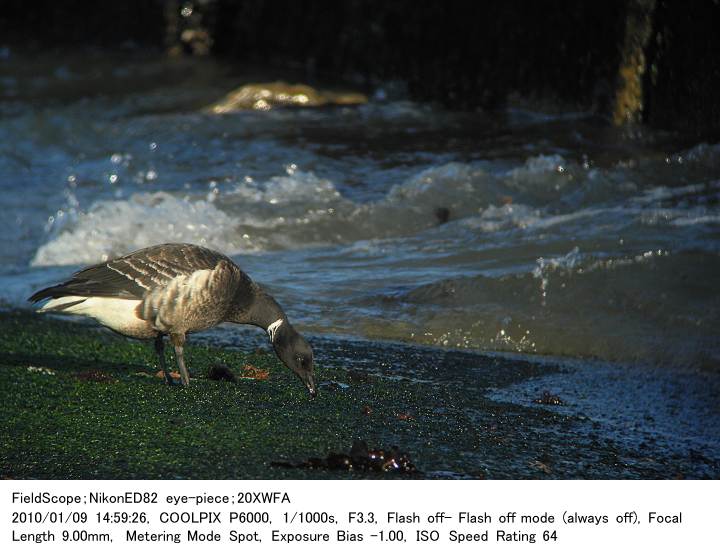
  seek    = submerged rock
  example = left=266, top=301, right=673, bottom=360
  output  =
left=434, top=207, right=451, bottom=225
left=533, top=391, right=565, bottom=405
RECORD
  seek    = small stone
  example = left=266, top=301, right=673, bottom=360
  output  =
left=206, top=364, right=237, bottom=383
left=533, top=391, right=565, bottom=405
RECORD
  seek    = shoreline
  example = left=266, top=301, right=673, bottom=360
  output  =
left=1, top=311, right=718, bottom=479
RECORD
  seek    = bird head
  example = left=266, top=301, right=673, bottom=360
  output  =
left=270, top=321, right=316, bottom=398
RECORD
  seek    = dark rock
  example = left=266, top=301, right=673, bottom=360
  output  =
left=346, top=370, right=374, bottom=383
left=350, top=440, right=369, bottom=465
left=534, top=391, right=565, bottom=405
left=272, top=439, right=418, bottom=474
left=206, top=363, right=237, bottom=383
left=434, top=207, right=450, bottom=225
left=74, top=370, right=116, bottom=383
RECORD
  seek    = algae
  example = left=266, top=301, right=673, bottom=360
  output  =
left=0, top=311, right=717, bottom=479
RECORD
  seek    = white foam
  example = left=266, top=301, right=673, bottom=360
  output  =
left=671, top=214, right=720, bottom=226
left=506, top=154, right=567, bottom=180
left=226, top=170, right=342, bottom=206
left=29, top=158, right=720, bottom=269
left=31, top=164, right=504, bottom=266
left=31, top=192, right=252, bottom=266
left=464, top=203, right=540, bottom=232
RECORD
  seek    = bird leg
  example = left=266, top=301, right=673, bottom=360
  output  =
left=170, top=332, right=190, bottom=386
left=155, top=335, right=178, bottom=386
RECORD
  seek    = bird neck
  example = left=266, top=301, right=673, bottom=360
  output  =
left=249, top=292, right=287, bottom=331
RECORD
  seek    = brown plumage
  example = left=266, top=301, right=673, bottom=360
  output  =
left=28, top=243, right=316, bottom=396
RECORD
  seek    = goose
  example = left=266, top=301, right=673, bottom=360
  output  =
left=28, top=243, right=316, bottom=397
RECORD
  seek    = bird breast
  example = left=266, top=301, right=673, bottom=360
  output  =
left=138, top=262, right=238, bottom=334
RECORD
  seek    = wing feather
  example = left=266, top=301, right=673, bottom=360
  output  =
left=28, top=243, right=233, bottom=303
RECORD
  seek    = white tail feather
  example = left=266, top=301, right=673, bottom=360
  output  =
left=38, top=296, right=147, bottom=337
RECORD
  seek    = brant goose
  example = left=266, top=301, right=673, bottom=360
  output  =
left=28, top=243, right=316, bottom=397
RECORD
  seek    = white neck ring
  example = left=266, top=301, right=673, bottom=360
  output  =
left=267, top=318, right=284, bottom=342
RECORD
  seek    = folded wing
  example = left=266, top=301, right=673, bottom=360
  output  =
left=28, top=243, right=230, bottom=303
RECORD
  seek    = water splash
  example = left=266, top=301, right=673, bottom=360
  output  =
left=532, top=247, right=582, bottom=306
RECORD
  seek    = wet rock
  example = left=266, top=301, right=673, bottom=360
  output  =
left=272, top=439, right=418, bottom=474
left=206, top=363, right=236, bottom=383
left=325, top=453, right=353, bottom=470
left=349, top=439, right=370, bottom=463
left=205, top=82, right=367, bottom=113
left=319, top=380, right=350, bottom=391
left=534, top=391, right=565, bottom=405
left=688, top=449, right=713, bottom=465
left=530, top=460, right=552, bottom=474
left=347, top=370, right=374, bottom=383
left=434, top=207, right=450, bottom=225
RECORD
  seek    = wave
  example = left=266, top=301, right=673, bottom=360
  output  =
left=16, top=151, right=720, bottom=370
left=382, top=249, right=720, bottom=368
left=31, top=155, right=720, bottom=268
left=30, top=157, right=569, bottom=266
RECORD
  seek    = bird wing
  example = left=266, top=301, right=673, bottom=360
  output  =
left=29, top=243, right=233, bottom=302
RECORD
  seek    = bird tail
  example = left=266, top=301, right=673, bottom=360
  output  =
left=28, top=284, right=66, bottom=304
left=28, top=285, right=86, bottom=313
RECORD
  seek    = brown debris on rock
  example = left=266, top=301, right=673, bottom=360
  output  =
left=240, top=364, right=270, bottom=380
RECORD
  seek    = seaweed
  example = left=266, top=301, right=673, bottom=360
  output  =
left=272, top=440, right=418, bottom=474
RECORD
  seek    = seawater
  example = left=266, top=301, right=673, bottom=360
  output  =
left=1, top=50, right=719, bottom=371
